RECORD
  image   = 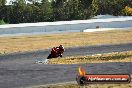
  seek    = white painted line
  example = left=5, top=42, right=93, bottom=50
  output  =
left=83, top=27, right=132, bottom=32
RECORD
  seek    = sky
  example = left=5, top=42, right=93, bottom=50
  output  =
left=6, top=0, right=32, bottom=5
left=5, top=0, right=50, bottom=5
left=6, top=0, right=10, bottom=4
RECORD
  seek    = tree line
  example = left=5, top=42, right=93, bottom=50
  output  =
left=0, top=0, right=131, bottom=24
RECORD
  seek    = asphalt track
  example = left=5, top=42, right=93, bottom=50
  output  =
left=0, top=43, right=132, bottom=88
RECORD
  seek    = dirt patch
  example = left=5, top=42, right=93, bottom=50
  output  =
left=0, top=30, right=132, bottom=54
left=49, top=51, right=132, bottom=64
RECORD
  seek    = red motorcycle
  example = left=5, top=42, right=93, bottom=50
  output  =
left=47, top=45, right=65, bottom=59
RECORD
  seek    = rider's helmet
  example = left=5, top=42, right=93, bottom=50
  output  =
left=59, top=45, right=65, bottom=52
left=59, top=45, right=64, bottom=49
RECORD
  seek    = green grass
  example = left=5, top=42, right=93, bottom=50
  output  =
left=0, top=20, right=6, bottom=25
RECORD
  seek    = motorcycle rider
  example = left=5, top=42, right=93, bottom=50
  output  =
left=57, top=45, right=65, bottom=57
left=47, top=45, right=65, bottom=59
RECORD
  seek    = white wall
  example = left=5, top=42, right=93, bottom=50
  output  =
left=0, top=17, right=132, bottom=35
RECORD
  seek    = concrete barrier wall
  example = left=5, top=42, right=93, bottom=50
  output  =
left=0, top=17, right=132, bottom=35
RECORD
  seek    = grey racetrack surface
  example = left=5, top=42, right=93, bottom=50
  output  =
left=0, top=43, right=132, bottom=88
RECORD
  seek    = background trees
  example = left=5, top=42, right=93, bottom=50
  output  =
left=0, top=0, right=131, bottom=24
left=122, top=6, right=132, bottom=16
left=91, top=0, right=132, bottom=16
left=0, top=0, right=6, bottom=6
